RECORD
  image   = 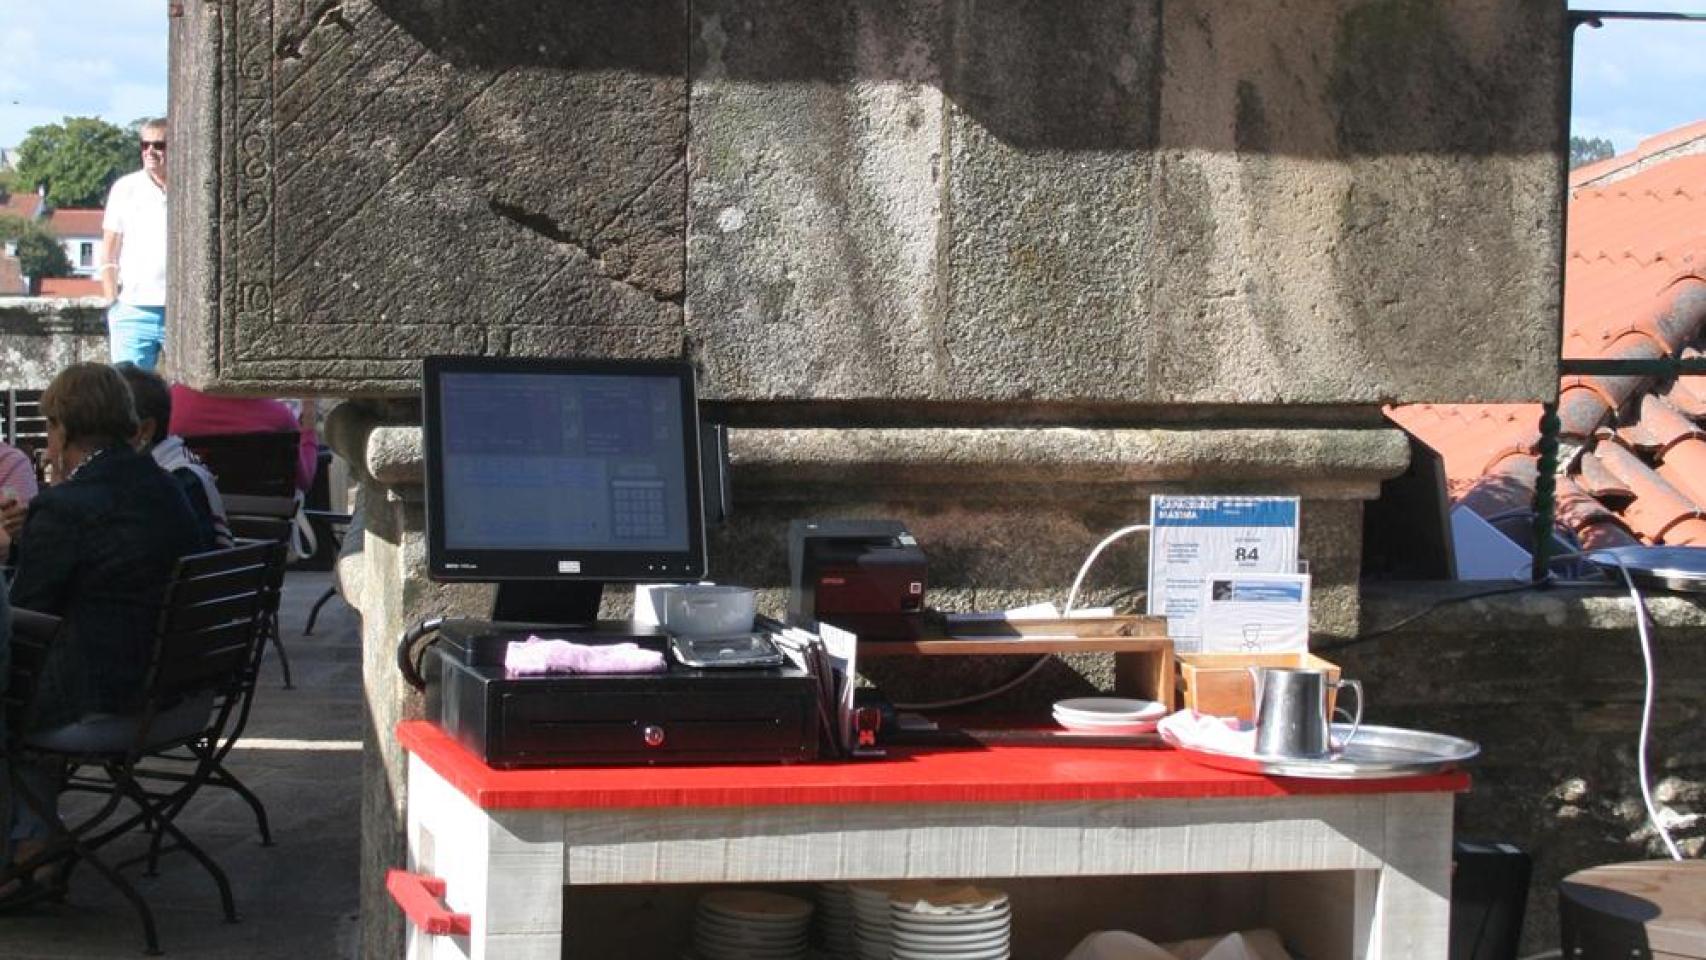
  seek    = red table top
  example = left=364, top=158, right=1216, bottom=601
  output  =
left=397, top=721, right=1470, bottom=811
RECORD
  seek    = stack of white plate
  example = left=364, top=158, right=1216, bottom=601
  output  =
left=888, top=884, right=1012, bottom=960
left=815, top=883, right=857, bottom=959
left=691, top=890, right=813, bottom=960
left=1052, top=697, right=1167, bottom=736
left=849, top=882, right=911, bottom=960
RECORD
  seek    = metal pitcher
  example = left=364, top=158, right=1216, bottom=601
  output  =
left=1247, top=666, right=1364, bottom=758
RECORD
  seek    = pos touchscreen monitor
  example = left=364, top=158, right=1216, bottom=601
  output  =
left=423, top=356, right=707, bottom=624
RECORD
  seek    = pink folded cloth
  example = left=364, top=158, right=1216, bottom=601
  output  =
left=504, top=637, right=667, bottom=676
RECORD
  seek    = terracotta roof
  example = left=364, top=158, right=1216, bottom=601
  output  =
left=46, top=207, right=102, bottom=238
left=1388, top=121, right=1706, bottom=553
left=1, top=192, right=42, bottom=221
left=36, top=276, right=101, bottom=298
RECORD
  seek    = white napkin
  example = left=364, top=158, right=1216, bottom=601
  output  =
left=1164, top=929, right=1293, bottom=960
left=1155, top=710, right=1257, bottom=756
left=1063, top=931, right=1176, bottom=960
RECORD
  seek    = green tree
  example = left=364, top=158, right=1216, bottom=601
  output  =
left=1569, top=135, right=1615, bottom=170
left=0, top=214, right=73, bottom=280
left=13, top=116, right=140, bottom=208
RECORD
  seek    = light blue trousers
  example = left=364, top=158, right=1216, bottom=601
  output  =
left=107, top=303, right=167, bottom=371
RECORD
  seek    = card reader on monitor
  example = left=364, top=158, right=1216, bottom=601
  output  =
left=788, top=520, right=927, bottom=641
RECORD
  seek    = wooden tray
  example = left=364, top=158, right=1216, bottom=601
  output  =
left=861, top=616, right=1174, bottom=707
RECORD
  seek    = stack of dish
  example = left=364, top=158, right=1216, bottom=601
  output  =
left=849, top=882, right=908, bottom=960
left=815, top=883, right=857, bottom=960
left=888, top=884, right=1012, bottom=960
left=1052, top=697, right=1166, bottom=736
left=691, top=890, right=813, bottom=960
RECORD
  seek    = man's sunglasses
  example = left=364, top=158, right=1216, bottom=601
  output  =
left=141, top=140, right=167, bottom=152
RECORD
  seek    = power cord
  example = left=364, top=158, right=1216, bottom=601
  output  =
left=1324, top=548, right=1686, bottom=861
left=1605, top=554, right=1684, bottom=860
left=894, top=525, right=1151, bottom=712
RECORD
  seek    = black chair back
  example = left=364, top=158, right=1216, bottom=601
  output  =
left=146, top=542, right=279, bottom=715
left=2, top=608, right=64, bottom=742
left=3, top=389, right=49, bottom=483
left=181, top=431, right=299, bottom=498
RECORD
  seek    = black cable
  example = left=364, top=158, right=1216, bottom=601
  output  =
left=1316, top=581, right=1548, bottom=654
left=396, top=617, right=446, bottom=691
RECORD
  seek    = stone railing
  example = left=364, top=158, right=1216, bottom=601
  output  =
left=0, top=296, right=109, bottom=386
left=1347, top=584, right=1706, bottom=952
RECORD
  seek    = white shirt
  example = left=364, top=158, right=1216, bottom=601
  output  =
left=103, top=169, right=168, bottom=306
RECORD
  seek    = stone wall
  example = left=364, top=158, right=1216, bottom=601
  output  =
left=1348, top=584, right=1706, bottom=953
left=0, top=298, right=110, bottom=386
left=171, top=0, right=1564, bottom=405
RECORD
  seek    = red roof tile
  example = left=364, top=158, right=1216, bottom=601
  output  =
left=36, top=276, right=101, bottom=297
left=0, top=192, right=41, bottom=221
left=1390, top=121, right=1706, bottom=556
left=46, top=208, right=102, bottom=238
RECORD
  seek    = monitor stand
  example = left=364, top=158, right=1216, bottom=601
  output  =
left=491, top=580, right=603, bottom=627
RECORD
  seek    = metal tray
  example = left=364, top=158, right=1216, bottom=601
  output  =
left=1587, top=546, right=1706, bottom=594
left=1162, top=723, right=1479, bottom=780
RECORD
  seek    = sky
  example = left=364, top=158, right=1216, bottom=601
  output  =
left=0, top=0, right=1702, bottom=155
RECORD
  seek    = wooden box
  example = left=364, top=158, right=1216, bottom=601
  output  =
left=861, top=615, right=1174, bottom=707
left=1177, top=651, right=1341, bottom=723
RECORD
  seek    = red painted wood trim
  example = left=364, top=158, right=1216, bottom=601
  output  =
left=386, top=868, right=471, bottom=937
left=397, top=721, right=1471, bottom=812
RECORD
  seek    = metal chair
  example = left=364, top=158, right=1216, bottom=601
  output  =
left=3, top=541, right=277, bottom=954
left=96, top=539, right=291, bottom=859
left=222, top=493, right=298, bottom=689
left=2, top=389, right=49, bottom=484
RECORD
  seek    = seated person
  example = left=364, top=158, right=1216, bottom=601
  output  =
left=0, top=439, right=38, bottom=507
left=0, top=362, right=207, bottom=895
left=117, top=363, right=233, bottom=549
left=168, top=385, right=319, bottom=494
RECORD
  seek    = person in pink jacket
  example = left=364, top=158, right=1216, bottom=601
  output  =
left=0, top=441, right=39, bottom=507
left=166, top=385, right=318, bottom=493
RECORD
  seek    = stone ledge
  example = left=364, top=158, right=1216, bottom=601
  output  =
left=328, top=412, right=1411, bottom=501
left=1361, top=581, right=1706, bottom=636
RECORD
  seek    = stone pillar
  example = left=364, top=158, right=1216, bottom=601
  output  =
left=176, top=2, right=1570, bottom=956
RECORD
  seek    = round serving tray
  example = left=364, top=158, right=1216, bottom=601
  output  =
left=1161, top=722, right=1479, bottom=780
left=1587, top=546, right=1706, bottom=594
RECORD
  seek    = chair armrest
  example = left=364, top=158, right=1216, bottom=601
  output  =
left=12, top=608, right=63, bottom=642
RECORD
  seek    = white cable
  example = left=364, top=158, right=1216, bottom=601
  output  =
left=1064, top=524, right=1151, bottom=615
left=894, top=524, right=1152, bottom=713
left=1500, top=546, right=1682, bottom=858
left=1609, top=555, right=1684, bottom=860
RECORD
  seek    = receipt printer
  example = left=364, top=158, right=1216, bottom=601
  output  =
left=788, top=519, right=927, bottom=641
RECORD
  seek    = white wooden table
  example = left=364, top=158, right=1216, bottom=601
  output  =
left=394, top=721, right=1464, bottom=960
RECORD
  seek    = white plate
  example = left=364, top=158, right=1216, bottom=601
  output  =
left=695, top=918, right=807, bottom=942
left=894, top=930, right=1012, bottom=951
left=889, top=912, right=1010, bottom=934
left=892, top=948, right=1009, bottom=960
left=1054, top=716, right=1160, bottom=736
left=890, top=900, right=1011, bottom=919
left=698, top=890, right=814, bottom=923
left=1054, top=697, right=1167, bottom=721
left=694, top=940, right=804, bottom=960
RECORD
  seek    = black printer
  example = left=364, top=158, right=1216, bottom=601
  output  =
left=788, top=520, right=928, bottom=641
left=425, top=620, right=821, bottom=768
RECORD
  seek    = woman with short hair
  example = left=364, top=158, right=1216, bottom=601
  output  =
left=0, top=362, right=206, bottom=901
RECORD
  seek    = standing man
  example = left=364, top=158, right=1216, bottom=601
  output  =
left=100, top=117, right=169, bottom=370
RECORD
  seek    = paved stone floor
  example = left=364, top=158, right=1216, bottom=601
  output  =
left=2, top=571, right=364, bottom=959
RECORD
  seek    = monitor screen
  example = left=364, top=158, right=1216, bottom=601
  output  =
left=423, top=356, right=707, bottom=584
